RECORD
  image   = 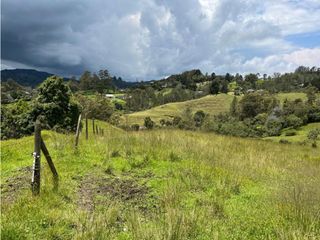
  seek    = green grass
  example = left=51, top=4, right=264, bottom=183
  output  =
left=1, top=123, right=320, bottom=239
left=264, top=122, right=320, bottom=144
left=276, top=92, right=307, bottom=104
left=123, top=94, right=234, bottom=125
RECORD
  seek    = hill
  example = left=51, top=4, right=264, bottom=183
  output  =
left=123, top=94, right=234, bottom=125
left=1, top=123, right=319, bottom=239
left=123, top=92, right=308, bottom=126
left=1, top=69, right=55, bottom=88
left=1, top=69, right=138, bottom=89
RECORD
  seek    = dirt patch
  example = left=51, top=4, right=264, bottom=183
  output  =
left=78, top=171, right=157, bottom=212
left=1, top=166, right=32, bottom=205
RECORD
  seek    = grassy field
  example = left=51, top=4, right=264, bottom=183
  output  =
left=122, top=92, right=307, bottom=126
left=264, top=122, right=320, bottom=144
left=123, top=94, right=234, bottom=125
left=1, top=122, right=320, bottom=239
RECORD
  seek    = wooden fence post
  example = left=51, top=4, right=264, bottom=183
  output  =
left=75, top=114, right=82, bottom=148
left=41, top=139, right=59, bottom=190
left=31, top=120, right=41, bottom=195
left=96, top=125, right=99, bottom=135
left=92, top=119, right=95, bottom=134
left=85, top=116, right=88, bottom=140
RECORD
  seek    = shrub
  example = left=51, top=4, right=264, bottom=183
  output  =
left=284, top=114, right=303, bottom=129
left=265, top=119, right=283, bottom=136
left=193, top=110, right=206, bottom=127
left=172, top=116, right=182, bottom=126
left=144, top=117, right=154, bottom=129
left=131, top=124, right=140, bottom=131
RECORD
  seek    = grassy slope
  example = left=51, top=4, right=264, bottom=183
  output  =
left=1, top=123, right=320, bottom=239
left=264, top=122, right=320, bottom=143
left=123, top=92, right=307, bottom=126
left=123, top=94, right=234, bottom=125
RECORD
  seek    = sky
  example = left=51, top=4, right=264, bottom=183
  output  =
left=1, top=0, right=320, bottom=81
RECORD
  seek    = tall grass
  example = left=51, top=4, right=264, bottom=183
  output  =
left=1, top=123, right=319, bottom=239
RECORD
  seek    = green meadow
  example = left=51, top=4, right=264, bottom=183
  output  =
left=1, top=121, right=319, bottom=239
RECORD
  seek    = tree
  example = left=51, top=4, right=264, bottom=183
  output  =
left=98, top=69, right=113, bottom=92
left=79, top=71, right=92, bottom=90
left=238, top=92, right=278, bottom=120
left=35, top=75, right=80, bottom=130
left=194, top=110, right=206, bottom=127
left=75, top=94, right=114, bottom=121
left=244, top=73, right=258, bottom=89
left=210, top=80, right=220, bottom=94
left=220, top=80, right=229, bottom=93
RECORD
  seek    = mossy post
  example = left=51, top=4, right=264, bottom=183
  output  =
left=31, top=120, right=41, bottom=195
left=85, top=116, right=88, bottom=140
left=75, top=114, right=82, bottom=148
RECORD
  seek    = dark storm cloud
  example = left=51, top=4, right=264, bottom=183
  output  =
left=1, top=0, right=320, bottom=80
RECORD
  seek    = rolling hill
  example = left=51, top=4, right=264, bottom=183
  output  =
left=123, top=92, right=308, bottom=126
left=123, top=94, right=235, bottom=125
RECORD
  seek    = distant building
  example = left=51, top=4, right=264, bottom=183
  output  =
left=105, top=94, right=115, bottom=99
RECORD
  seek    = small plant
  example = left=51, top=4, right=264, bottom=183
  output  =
left=104, top=165, right=114, bottom=175
left=169, top=151, right=181, bottom=162
left=111, top=150, right=121, bottom=158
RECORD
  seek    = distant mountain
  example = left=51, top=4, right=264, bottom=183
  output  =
left=1, top=69, right=138, bottom=89
left=1, top=69, right=56, bottom=88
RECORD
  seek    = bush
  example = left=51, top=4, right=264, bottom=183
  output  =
left=131, top=124, right=140, bottom=131
left=144, top=117, right=154, bottom=129
left=193, top=110, right=206, bottom=127
left=265, top=119, right=283, bottom=136
left=284, top=114, right=303, bottom=129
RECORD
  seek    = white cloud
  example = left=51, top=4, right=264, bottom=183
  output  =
left=238, top=48, right=320, bottom=74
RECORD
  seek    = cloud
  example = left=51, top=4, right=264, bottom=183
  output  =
left=1, top=0, right=319, bottom=80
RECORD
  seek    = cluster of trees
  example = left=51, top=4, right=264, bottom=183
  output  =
left=78, top=70, right=114, bottom=93
left=75, top=94, right=114, bottom=121
left=129, top=109, right=207, bottom=131
left=126, top=85, right=198, bottom=111
left=1, top=76, right=80, bottom=139
left=205, top=88, right=320, bottom=137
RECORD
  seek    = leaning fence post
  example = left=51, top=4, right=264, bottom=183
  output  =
left=85, top=115, right=88, bottom=140
left=32, top=120, right=41, bottom=195
left=75, top=114, right=82, bottom=148
left=41, top=139, right=59, bottom=190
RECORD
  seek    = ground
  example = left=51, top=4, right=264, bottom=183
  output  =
left=1, top=121, right=319, bottom=239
